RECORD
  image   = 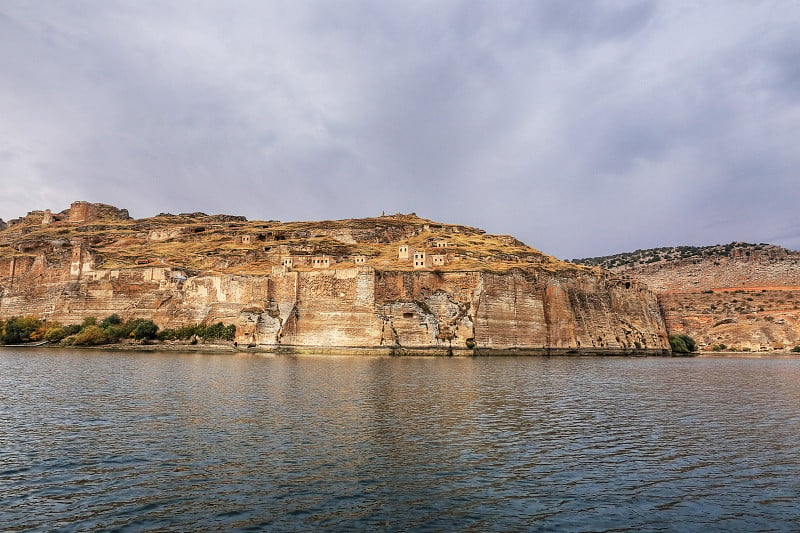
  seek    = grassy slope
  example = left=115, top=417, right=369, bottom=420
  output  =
left=0, top=209, right=591, bottom=276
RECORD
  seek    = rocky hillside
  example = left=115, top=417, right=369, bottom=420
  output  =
left=0, top=202, right=669, bottom=354
left=575, top=243, right=800, bottom=352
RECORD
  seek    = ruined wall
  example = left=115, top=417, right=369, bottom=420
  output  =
left=68, top=201, right=131, bottom=224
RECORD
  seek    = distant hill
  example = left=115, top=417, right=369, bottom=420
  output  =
left=573, top=242, right=790, bottom=270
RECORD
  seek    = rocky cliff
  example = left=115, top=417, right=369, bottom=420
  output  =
left=576, top=243, right=800, bottom=351
left=0, top=202, right=669, bottom=354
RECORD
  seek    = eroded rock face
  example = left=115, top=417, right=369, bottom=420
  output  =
left=0, top=202, right=670, bottom=354
left=577, top=243, right=800, bottom=351
left=0, top=259, right=669, bottom=353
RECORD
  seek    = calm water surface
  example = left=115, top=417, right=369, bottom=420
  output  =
left=1, top=349, right=799, bottom=531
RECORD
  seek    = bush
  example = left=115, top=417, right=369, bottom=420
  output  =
left=791, top=346, right=800, bottom=353
left=669, top=334, right=697, bottom=354
left=133, top=320, right=159, bottom=340
left=158, top=324, right=203, bottom=341
left=104, top=325, right=127, bottom=342
left=65, top=324, right=82, bottom=336
left=1, top=314, right=242, bottom=346
left=1, top=316, right=45, bottom=344
left=100, top=314, right=122, bottom=329
left=45, top=327, right=71, bottom=343
left=200, top=322, right=236, bottom=341
left=72, top=325, right=111, bottom=346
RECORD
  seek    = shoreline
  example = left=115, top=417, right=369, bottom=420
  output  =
left=5, top=342, right=796, bottom=357
left=3, top=342, right=677, bottom=356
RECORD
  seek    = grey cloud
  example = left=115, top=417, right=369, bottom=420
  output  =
left=527, top=0, right=656, bottom=48
left=0, top=1, right=798, bottom=258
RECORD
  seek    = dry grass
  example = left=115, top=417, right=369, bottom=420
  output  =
left=0, top=209, right=588, bottom=275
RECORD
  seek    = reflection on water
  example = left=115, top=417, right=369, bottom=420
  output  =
left=2, top=350, right=800, bottom=531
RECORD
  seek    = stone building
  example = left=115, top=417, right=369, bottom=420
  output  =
left=413, top=251, right=429, bottom=269
left=312, top=256, right=331, bottom=269
left=431, top=254, right=447, bottom=266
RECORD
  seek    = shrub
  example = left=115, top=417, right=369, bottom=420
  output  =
left=133, top=320, right=159, bottom=340
left=791, top=346, right=800, bottom=353
left=45, top=327, right=71, bottom=343
left=100, top=314, right=122, bottom=329
left=118, top=318, right=157, bottom=339
left=64, top=324, right=82, bottom=336
left=104, top=325, right=127, bottom=342
left=158, top=324, right=203, bottom=341
left=72, top=325, right=111, bottom=346
left=200, top=322, right=236, bottom=341
left=1, top=316, right=45, bottom=344
left=669, top=334, right=697, bottom=354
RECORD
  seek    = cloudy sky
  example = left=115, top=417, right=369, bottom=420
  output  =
left=1, top=1, right=798, bottom=258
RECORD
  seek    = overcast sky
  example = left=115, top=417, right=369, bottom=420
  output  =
left=1, top=1, right=798, bottom=258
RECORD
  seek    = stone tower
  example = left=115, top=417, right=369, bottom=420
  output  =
left=69, top=201, right=94, bottom=223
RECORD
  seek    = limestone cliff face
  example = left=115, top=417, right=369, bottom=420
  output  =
left=0, top=202, right=670, bottom=354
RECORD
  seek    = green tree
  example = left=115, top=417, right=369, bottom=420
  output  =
left=200, top=322, right=236, bottom=341
left=45, top=326, right=70, bottom=343
left=1, top=316, right=44, bottom=344
left=133, top=320, right=159, bottom=340
left=669, top=334, right=697, bottom=354
left=100, top=314, right=122, bottom=329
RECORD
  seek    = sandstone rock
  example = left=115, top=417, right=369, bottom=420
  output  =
left=0, top=202, right=670, bottom=354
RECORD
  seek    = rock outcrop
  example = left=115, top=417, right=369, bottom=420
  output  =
left=0, top=202, right=670, bottom=354
left=576, top=243, right=800, bottom=351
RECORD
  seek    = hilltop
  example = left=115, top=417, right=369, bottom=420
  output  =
left=0, top=201, right=574, bottom=275
left=575, top=242, right=794, bottom=278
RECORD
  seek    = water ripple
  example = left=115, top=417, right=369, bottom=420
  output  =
left=2, top=351, right=800, bottom=531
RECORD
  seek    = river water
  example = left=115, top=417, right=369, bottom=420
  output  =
left=1, top=350, right=799, bottom=532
